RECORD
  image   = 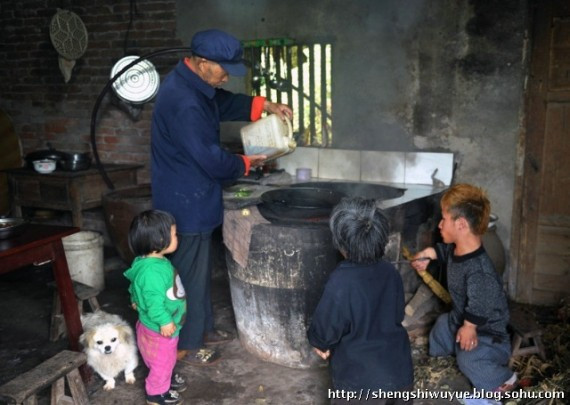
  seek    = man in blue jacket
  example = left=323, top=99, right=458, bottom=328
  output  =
left=152, top=29, right=293, bottom=366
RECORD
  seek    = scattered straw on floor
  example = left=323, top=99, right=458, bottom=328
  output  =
left=411, top=299, right=569, bottom=405
left=509, top=311, right=570, bottom=405
left=412, top=341, right=464, bottom=391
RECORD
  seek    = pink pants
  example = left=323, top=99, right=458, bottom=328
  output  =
left=136, top=321, right=179, bottom=396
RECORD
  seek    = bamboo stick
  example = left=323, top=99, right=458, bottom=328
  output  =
left=402, top=247, right=452, bottom=305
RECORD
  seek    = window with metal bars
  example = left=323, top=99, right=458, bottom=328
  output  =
left=242, top=39, right=332, bottom=147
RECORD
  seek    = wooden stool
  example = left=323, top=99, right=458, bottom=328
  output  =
left=508, top=306, right=547, bottom=367
left=0, top=350, right=89, bottom=405
left=50, top=281, right=101, bottom=341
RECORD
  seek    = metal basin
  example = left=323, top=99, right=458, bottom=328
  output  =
left=291, top=181, right=405, bottom=200
left=0, top=217, right=28, bottom=239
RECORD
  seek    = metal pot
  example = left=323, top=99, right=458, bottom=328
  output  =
left=258, top=187, right=346, bottom=223
left=58, top=152, right=92, bottom=171
left=0, top=217, right=28, bottom=239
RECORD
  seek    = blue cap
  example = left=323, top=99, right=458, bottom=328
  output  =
left=190, top=29, right=247, bottom=77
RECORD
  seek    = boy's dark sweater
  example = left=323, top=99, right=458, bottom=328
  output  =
left=307, top=260, right=413, bottom=391
left=436, top=243, right=510, bottom=339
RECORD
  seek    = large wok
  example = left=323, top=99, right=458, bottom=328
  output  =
left=258, top=187, right=346, bottom=223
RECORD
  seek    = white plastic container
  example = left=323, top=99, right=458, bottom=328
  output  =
left=62, top=231, right=105, bottom=291
left=240, top=115, right=295, bottom=161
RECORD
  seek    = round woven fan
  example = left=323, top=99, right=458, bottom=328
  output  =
left=50, top=9, right=88, bottom=82
left=49, top=8, right=88, bottom=60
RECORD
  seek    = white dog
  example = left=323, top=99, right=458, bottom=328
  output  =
left=79, top=310, right=138, bottom=390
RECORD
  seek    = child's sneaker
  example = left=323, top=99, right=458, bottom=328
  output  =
left=146, top=389, right=183, bottom=405
left=170, top=373, right=187, bottom=393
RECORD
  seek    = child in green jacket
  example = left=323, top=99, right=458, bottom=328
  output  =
left=124, top=210, right=187, bottom=405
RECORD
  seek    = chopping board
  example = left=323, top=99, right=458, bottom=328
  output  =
left=0, top=108, right=23, bottom=215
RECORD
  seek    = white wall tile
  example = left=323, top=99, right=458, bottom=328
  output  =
left=404, top=152, right=454, bottom=185
left=278, top=148, right=454, bottom=186
left=318, top=149, right=361, bottom=181
left=361, top=151, right=405, bottom=183
left=276, top=147, right=320, bottom=177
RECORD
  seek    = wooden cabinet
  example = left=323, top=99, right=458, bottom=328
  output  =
left=6, top=164, right=141, bottom=227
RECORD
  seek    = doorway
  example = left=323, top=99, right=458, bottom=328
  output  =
left=511, top=0, right=570, bottom=304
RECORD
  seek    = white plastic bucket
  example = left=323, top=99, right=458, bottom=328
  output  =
left=62, top=231, right=104, bottom=291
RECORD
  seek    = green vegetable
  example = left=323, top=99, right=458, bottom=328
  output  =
left=234, top=188, right=253, bottom=198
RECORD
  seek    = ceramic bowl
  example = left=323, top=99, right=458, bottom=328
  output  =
left=33, top=159, right=57, bottom=174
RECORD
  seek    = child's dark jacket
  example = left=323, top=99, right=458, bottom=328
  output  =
left=307, top=260, right=413, bottom=391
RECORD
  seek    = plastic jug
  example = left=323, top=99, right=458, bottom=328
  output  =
left=240, top=115, right=296, bottom=161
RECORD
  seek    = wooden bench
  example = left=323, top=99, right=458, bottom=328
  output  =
left=50, top=280, right=101, bottom=341
left=0, top=350, right=88, bottom=405
left=508, top=305, right=547, bottom=367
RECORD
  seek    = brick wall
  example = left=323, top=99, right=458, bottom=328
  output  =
left=0, top=0, right=183, bottom=183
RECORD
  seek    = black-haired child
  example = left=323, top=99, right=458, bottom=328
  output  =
left=308, top=197, right=414, bottom=404
left=124, top=209, right=187, bottom=405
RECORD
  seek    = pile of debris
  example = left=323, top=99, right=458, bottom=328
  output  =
left=509, top=299, right=569, bottom=404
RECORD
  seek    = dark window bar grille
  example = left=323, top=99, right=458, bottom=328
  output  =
left=243, top=39, right=332, bottom=147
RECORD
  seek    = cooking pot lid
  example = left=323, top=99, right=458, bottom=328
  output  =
left=111, top=56, right=160, bottom=104
left=25, top=149, right=65, bottom=160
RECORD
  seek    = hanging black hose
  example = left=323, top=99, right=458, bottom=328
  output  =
left=123, top=0, right=138, bottom=55
left=89, top=47, right=191, bottom=190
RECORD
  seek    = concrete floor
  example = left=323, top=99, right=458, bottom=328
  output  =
left=0, top=249, right=472, bottom=405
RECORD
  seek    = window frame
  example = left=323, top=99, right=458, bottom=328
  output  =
left=242, top=39, right=333, bottom=147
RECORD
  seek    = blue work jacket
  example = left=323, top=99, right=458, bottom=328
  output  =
left=151, top=60, right=253, bottom=233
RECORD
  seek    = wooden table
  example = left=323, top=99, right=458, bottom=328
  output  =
left=6, top=164, right=141, bottom=227
left=0, top=224, right=82, bottom=351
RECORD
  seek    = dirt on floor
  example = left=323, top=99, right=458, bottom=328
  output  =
left=0, top=252, right=567, bottom=405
